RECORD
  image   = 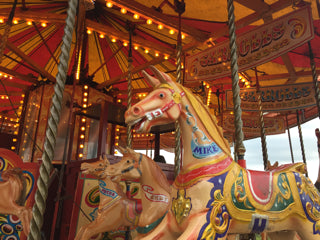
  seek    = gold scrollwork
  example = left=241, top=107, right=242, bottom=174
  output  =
left=201, top=189, right=230, bottom=240
left=297, top=175, right=320, bottom=223
left=277, top=174, right=291, bottom=202
left=233, top=174, right=254, bottom=210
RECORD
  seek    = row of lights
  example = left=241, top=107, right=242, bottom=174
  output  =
left=86, top=28, right=171, bottom=60
left=0, top=17, right=47, bottom=27
left=115, top=126, right=120, bottom=147
left=116, top=92, right=148, bottom=104
left=239, top=73, right=251, bottom=88
left=203, top=81, right=212, bottom=106
left=20, top=93, right=35, bottom=159
left=0, top=11, right=173, bottom=60
left=203, top=73, right=250, bottom=108
left=0, top=73, right=13, bottom=79
left=78, top=85, right=90, bottom=159
left=105, top=1, right=186, bottom=39
left=0, top=71, right=24, bottom=133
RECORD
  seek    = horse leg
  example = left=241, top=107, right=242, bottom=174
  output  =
left=295, top=221, right=320, bottom=240
left=77, top=210, right=131, bottom=240
left=136, top=213, right=178, bottom=240
left=13, top=205, right=31, bottom=235
left=74, top=225, right=87, bottom=240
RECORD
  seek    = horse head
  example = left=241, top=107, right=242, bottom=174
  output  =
left=105, top=146, right=143, bottom=181
left=81, top=155, right=110, bottom=178
left=125, top=66, right=184, bottom=133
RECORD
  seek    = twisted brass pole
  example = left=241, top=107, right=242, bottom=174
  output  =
left=286, top=114, right=295, bottom=163
left=296, top=110, right=308, bottom=177
left=255, top=68, right=268, bottom=169
left=227, top=0, right=245, bottom=160
left=126, top=24, right=133, bottom=148
left=308, top=41, right=320, bottom=119
left=27, top=0, right=78, bottom=238
left=174, top=12, right=183, bottom=177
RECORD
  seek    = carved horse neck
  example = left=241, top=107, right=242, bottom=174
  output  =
left=97, top=176, right=124, bottom=209
left=131, top=153, right=171, bottom=226
left=138, top=155, right=171, bottom=197
left=176, top=86, right=232, bottom=171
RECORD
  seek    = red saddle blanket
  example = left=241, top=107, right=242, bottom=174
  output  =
left=246, top=162, right=305, bottom=205
left=246, top=170, right=273, bottom=205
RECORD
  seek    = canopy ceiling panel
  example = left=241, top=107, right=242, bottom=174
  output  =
left=0, top=0, right=319, bottom=146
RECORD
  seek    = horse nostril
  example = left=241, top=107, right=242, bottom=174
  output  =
left=133, top=106, right=140, bottom=115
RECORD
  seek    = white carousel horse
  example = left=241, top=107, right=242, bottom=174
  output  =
left=118, top=66, right=320, bottom=240
left=74, top=154, right=171, bottom=240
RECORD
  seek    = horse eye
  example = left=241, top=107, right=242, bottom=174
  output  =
left=159, top=93, right=165, bottom=98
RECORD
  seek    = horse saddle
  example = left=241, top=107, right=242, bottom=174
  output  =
left=246, top=162, right=305, bottom=205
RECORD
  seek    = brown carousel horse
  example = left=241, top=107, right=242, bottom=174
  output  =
left=0, top=168, right=32, bottom=235
left=116, top=66, right=320, bottom=240
left=74, top=154, right=171, bottom=240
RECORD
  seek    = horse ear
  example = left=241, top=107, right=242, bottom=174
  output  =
left=102, top=155, right=110, bottom=166
left=125, top=147, right=136, bottom=156
left=117, top=145, right=127, bottom=155
left=149, top=65, right=173, bottom=84
left=142, top=70, right=161, bottom=87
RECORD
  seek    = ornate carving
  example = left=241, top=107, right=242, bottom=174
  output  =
left=172, top=189, right=192, bottom=224
left=201, top=189, right=230, bottom=239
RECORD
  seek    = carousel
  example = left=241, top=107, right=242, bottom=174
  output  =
left=0, top=0, right=320, bottom=239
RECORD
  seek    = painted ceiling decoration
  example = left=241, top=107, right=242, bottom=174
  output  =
left=0, top=0, right=320, bottom=149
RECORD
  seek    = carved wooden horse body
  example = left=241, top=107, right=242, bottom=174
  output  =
left=121, top=66, right=320, bottom=240
left=75, top=155, right=171, bottom=240
left=0, top=168, right=32, bottom=236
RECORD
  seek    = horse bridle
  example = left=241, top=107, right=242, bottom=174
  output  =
left=145, top=84, right=185, bottom=121
left=121, top=153, right=143, bottom=176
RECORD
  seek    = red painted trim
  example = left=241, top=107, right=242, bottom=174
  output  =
left=174, top=157, right=233, bottom=187
left=238, top=159, right=246, bottom=169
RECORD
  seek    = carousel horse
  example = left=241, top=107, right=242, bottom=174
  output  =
left=74, top=154, right=171, bottom=240
left=119, top=65, right=320, bottom=240
left=0, top=168, right=32, bottom=235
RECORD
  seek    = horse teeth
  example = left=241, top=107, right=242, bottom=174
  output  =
left=129, top=118, right=142, bottom=126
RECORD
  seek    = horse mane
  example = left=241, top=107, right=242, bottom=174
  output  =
left=180, top=85, right=232, bottom=157
left=2, top=168, right=27, bottom=206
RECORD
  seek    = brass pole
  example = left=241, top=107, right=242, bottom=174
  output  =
left=255, top=68, right=268, bottom=169
left=227, top=0, right=246, bottom=160
left=27, top=0, right=78, bottom=238
left=126, top=23, right=134, bottom=148
left=286, top=114, right=295, bottom=163
left=308, top=41, right=320, bottom=119
left=296, top=110, right=308, bottom=177
left=174, top=1, right=185, bottom=177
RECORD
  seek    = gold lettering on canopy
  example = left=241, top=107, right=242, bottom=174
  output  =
left=185, top=6, right=314, bottom=83
left=225, top=83, right=316, bottom=112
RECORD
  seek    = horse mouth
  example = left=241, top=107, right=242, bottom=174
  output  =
left=109, top=175, right=121, bottom=182
left=81, top=169, right=90, bottom=175
left=128, top=117, right=147, bottom=132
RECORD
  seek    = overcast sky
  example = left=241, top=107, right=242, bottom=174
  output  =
left=159, top=117, right=320, bottom=183
left=243, top=117, right=320, bottom=183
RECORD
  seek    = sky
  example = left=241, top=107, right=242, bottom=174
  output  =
left=155, top=117, right=320, bottom=183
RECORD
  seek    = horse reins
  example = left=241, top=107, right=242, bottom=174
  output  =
left=121, top=153, right=143, bottom=176
left=145, top=84, right=185, bottom=121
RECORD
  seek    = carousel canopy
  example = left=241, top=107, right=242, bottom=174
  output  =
left=0, top=0, right=320, bottom=149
